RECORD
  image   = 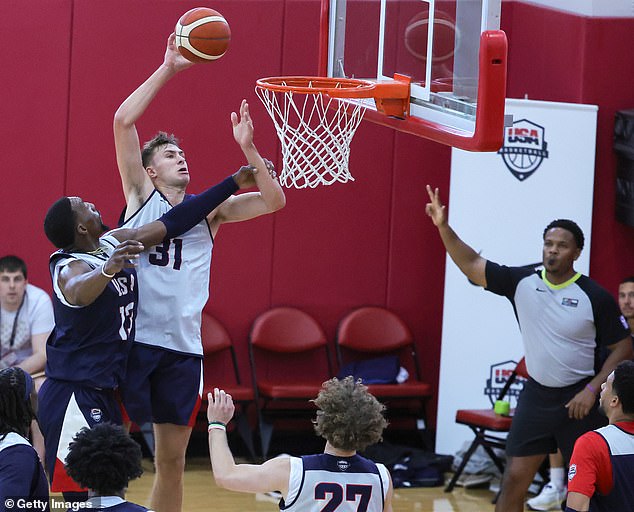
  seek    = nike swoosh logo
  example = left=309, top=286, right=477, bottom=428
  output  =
left=536, top=288, right=548, bottom=292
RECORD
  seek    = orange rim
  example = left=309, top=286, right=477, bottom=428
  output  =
left=256, top=76, right=376, bottom=98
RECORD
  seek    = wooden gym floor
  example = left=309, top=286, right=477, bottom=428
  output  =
left=125, top=457, right=500, bottom=512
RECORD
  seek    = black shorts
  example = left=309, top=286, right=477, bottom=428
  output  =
left=506, top=377, right=606, bottom=462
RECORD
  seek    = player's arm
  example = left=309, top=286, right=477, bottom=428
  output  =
left=565, top=492, right=589, bottom=511
left=566, top=336, right=633, bottom=419
left=383, top=472, right=394, bottom=512
left=425, top=185, right=487, bottom=287
left=209, top=100, right=286, bottom=231
left=207, top=388, right=290, bottom=495
left=112, top=168, right=254, bottom=248
left=113, top=33, right=194, bottom=210
left=56, top=243, right=144, bottom=306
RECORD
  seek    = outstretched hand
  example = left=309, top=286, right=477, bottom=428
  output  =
left=163, top=33, right=196, bottom=73
left=207, top=387, right=236, bottom=426
left=102, top=240, right=144, bottom=276
left=231, top=99, right=255, bottom=150
left=425, top=185, right=448, bottom=227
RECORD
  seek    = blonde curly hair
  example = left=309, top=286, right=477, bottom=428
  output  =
left=312, top=376, right=388, bottom=451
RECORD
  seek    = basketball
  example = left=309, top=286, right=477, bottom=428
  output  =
left=175, top=7, right=231, bottom=63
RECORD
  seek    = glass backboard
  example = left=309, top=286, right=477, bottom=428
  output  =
left=320, top=0, right=508, bottom=151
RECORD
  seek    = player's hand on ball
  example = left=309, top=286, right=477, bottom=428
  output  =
left=164, top=33, right=195, bottom=72
left=208, top=387, right=235, bottom=425
left=425, top=185, right=448, bottom=227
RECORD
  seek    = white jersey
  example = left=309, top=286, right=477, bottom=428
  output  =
left=0, top=284, right=54, bottom=369
left=282, top=454, right=390, bottom=512
left=121, top=190, right=212, bottom=356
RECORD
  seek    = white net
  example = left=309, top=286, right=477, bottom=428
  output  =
left=255, top=81, right=366, bottom=189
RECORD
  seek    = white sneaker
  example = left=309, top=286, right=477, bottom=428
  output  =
left=526, top=483, right=566, bottom=511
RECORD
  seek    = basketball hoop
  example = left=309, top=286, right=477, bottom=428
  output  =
left=255, top=76, right=380, bottom=188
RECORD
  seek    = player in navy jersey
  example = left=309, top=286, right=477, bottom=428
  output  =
left=0, top=367, right=49, bottom=512
left=207, top=377, right=394, bottom=512
left=39, top=166, right=256, bottom=496
left=425, top=186, right=632, bottom=512
left=566, top=360, right=634, bottom=512
left=65, top=423, right=153, bottom=512
left=113, top=33, right=286, bottom=512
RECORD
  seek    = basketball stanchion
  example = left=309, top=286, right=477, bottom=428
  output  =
left=255, top=76, right=410, bottom=189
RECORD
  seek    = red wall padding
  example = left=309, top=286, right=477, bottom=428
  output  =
left=3, top=0, right=632, bottom=432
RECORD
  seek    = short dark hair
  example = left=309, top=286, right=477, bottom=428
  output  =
left=0, top=256, right=27, bottom=278
left=613, top=360, right=634, bottom=415
left=141, top=132, right=181, bottom=169
left=543, top=219, right=585, bottom=250
left=312, top=377, right=388, bottom=452
left=65, top=423, right=143, bottom=496
left=620, top=276, right=634, bottom=285
left=0, top=367, right=35, bottom=440
left=44, top=197, right=76, bottom=249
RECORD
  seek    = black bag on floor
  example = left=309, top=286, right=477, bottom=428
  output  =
left=362, top=441, right=454, bottom=488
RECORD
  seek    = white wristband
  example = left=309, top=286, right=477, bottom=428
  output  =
left=208, top=423, right=227, bottom=433
left=101, top=265, right=116, bottom=279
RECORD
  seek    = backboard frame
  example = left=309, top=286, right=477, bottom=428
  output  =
left=318, top=0, right=508, bottom=151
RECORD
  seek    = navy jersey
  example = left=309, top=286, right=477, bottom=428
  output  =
left=47, top=234, right=137, bottom=388
left=485, top=263, right=630, bottom=387
left=281, top=454, right=390, bottom=512
left=0, top=433, right=49, bottom=512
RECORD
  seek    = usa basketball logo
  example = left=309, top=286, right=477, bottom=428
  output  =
left=498, top=119, right=549, bottom=181
left=337, top=460, right=350, bottom=471
left=483, top=360, right=526, bottom=406
left=90, top=408, right=102, bottom=422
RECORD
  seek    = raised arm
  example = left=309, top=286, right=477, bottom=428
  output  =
left=113, top=33, right=194, bottom=210
left=209, top=100, right=286, bottom=233
left=112, top=167, right=256, bottom=249
left=207, top=388, right=290, bottom=495
left=425, top=185, right=487, bottom=287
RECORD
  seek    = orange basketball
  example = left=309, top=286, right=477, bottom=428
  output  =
left=175, top=7, right=231, bottom=63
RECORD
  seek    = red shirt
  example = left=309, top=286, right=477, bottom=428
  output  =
left=567, top=420, right=634, bottom=497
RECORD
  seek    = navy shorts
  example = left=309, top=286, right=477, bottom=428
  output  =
left=120, top=343, right=202, bottom=426
left=38, top=379, right=122, bottom=492
left=506, top=377, right=607, bottom=462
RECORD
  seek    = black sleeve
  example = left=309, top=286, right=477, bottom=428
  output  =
left=578, top=277, right=631, bottom=347
left=485, top=261, right=534, bottom=300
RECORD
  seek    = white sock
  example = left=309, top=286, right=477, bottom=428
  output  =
left=549, top=467, right=565, bottom=490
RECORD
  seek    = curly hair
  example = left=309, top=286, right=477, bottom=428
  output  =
left=543, top=219, right=584, bottom=251
left=0, top=367, right=34, bottom=440
left=65, top=423, right=143, bottom=495
left=312, top=376, right=387, bottom=452
left=141, top=132, right=181, bottom=169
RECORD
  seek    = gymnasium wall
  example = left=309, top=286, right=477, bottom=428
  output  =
left=2, top=0, right=633, bottom=433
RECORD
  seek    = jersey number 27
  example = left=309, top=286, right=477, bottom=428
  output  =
left=315, top=483, right=372, bottom=512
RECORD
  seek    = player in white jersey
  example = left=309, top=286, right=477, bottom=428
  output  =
left=207, top=377, right=394, bottom=512
left=113, top=33, right=286, bottom=512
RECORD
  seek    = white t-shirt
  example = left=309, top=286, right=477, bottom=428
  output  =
left=0, top=284, right=54, bottom=368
